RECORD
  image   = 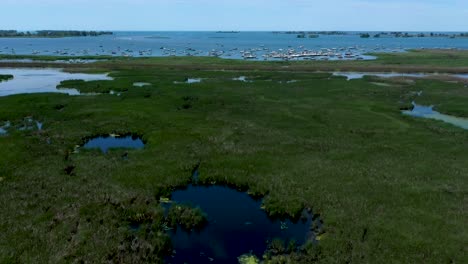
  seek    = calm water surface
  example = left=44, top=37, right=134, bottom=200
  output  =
left=167, top=185, right=314, bottom=264
left=0, top=68, right=112, bottom=96
left=402, top=102, right=468, bottom=130
left=333, top=72, right=468, bottom=80
left=83, top=135, right=145, bottom=153
left=1, top=32, right=468, bottom=61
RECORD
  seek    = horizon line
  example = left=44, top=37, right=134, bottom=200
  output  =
left=3, top=29, right=468, bottom=33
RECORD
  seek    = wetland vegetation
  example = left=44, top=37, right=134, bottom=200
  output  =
left=0, top=74, right=13, bottom=82
left=0, top=50, right=467, bottom=263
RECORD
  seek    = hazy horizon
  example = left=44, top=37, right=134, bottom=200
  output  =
left=2, top=30, right=468, bottom=33
left=2, top=0, right=467, bottom=32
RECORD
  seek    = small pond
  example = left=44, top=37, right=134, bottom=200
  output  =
left=166, top=185, right=316, bottom=264
left=232, top=76, right=252, bottom=82
left=82, top=134, right=145, bottom=153
left=0, top=118, right=43, bottom=134
left=18, top=117, right=43, bottom=131
left=0, top=68, right=112, bottom=96
left=133, top=82, right=151, bottom=87
left=0, top=121, right=10, bottom=135
left=186, top=78, right=202, bottom=84
left=174, top=78, right=202, bottom=84
left=402, top=102, right=468, bottom=130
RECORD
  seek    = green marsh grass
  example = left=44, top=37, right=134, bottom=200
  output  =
left=0, top=52, right=467, bottom=263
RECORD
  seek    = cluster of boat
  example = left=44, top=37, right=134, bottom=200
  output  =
left=0, top=44, right=409, bottom=61
left=241, top=47, right=368, bottom=60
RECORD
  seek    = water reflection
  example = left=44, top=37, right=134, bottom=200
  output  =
left=402, top=102, right=468, bottom=130
left=82, top=134, right=145, bottom=153
left=0, top=68, right=112, bottom=96
left=167, top=185, right=316, bottom=264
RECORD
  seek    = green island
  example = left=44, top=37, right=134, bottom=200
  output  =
left=0, top=30, right=113, bottom=38
left=0, top=74, right=13, bottom=82
left=0, top=50, right=467, bottom=263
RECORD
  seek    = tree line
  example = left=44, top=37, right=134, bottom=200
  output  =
left=0, top=30, right=113, bottom=38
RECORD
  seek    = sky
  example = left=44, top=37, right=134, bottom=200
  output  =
left=1, top=0, right=467, bottom=31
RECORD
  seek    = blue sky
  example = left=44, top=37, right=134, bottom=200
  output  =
left=1, top=0, right=467, bottom=31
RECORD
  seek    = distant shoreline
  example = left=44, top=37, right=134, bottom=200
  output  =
left=0, top=30, right=113, bottom=38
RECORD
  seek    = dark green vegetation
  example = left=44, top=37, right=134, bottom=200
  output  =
left=0, top=30, right=113, bottom=38
left=166, top=204, right=207, bottom=230
left=57, top=79, right=130, bottom=94
left=0, top=74, right=13, bottom=82
left=0, top=50, right=467, bottom=263
left=360, top=33, right=371, bottom=38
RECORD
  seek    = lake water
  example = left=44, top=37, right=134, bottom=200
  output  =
left=167, top=185, right=315, bottom=264
left=1, top=32, right=468, bottom=61
left=0, top=68, right=112, bottom=96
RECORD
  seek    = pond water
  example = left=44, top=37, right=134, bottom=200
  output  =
left=82, top=135, right=145, bottom=153
left=36, top=121, right=43, bottom=130
left=186, top=78, right=202, bottom=84
left=333, top=72, right=468, bottom=81
left=0, top=68, right=112, bottom=96
left=0, top=121, right=10, bottom=135
left=0, top=119, right=43, bottom=134
left=175, top=78, right=202, bottom=84
left=232, top=76, right=249, bottom=82
left=133, top=82, right=151, bottom=87
left=166, top=185, right=315, bottom=264
left=402, top=102, right=468, bottom=130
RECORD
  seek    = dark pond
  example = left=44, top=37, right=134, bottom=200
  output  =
left=82, top=135, right=145, bottom=153
left=166, top=185, right=315, bottom=264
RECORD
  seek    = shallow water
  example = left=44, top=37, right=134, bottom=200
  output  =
left=133, top=82, right=151, bottom=87
left=0, top=121, right=9, bottom=135
left=232, top=76, right=248, bottom=82
left=174, top=78, right=202, bottom=84
left=82, top=135, right=145, bottom=153
left=186, top=78, right=202, bottom=84
left=333, top=71, right=468, bottom=81
left=402, top=102, right=468, bottom=130
left=36, top=121, right=43, bottom=130
left=333, top=72, right=428, bottom=80
left=167, top=185, right=314, bottom=264
left=0, top=68, right=112, bottom=96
